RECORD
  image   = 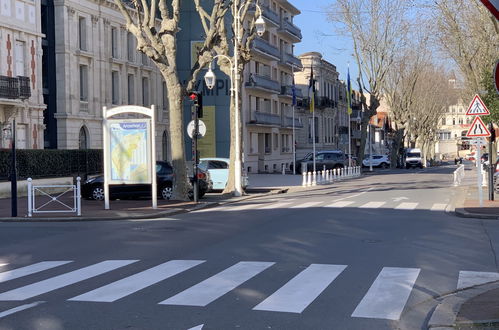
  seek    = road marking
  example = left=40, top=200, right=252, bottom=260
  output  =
left=359, top=202, right=385, bottom=209
left=69, top=260, right=205, bottom=302
left=160, top=261, right=274, bottom=307
left=290, top=201, right=322, bottom=209
left=0, top=301, right=45, bottom=319
left=431, top=204, right=447, bottom=211
left=0, top=260, right=138, bottom=301
left=457, top=271, right=499, bottom=289
left=188, top=325, right=204, bottom=330
left=392, top=197, right=409, bottom=202
left=225, top=203, right=264, bottom=211
left=253, top=264, right=347, bottom=313
left=0, top=261, right=72, bottom=283
left=259, top=202, right=292, bottom=210
left=351, top=267, right=420, bottom=320
left=324, top=201, right=355, bottom=208
left=394, top=202, right=419, bottom=210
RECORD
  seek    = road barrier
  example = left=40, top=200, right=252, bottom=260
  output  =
left=27, top=177, right=81, bottom=217
left=453, top=165, right=465, bottom=186
left=302, top=166, right=361, bottom=187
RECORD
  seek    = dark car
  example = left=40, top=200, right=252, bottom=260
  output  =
left=295, top=151, right=347, bottom=174
left=82, top=161, right=209, bottom=200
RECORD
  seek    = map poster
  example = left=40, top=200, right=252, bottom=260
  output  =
left=198, top=106, right=216, bottom=158
left=107, top=119, right=151, bottom=184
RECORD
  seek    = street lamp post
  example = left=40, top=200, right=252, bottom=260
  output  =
left=205, top=1, right=265, bottom=196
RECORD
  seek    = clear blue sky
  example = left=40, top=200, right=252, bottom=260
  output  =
left=291, top=0, right=359, bottom=84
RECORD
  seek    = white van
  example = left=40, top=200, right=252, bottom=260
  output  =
left=405, top=148, right=423, bottom=169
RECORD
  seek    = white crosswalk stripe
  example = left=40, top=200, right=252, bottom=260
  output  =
left=259, top=202, right=292, bottom=210
left=253, top=264, right=347, bottom=313
left=224, top=204, right=264, bottom=211
left=0, top=260, right=138, bottom=301
left=324, top=201, right=355, bottom=208
left=351, top=267, right=420, bottom=320
left=394, top=202, right=419, bottom=210
left=69, top=260, right=205, bottom=302
left=431, top=203, right=447, bottom=211
left=159, top=261, right=274, bottom=307
left=457, top=271, right=499, bottom=289
left=0, top=261, right=72, bottom=283
left=359, top=201, right=386, bottom=209
left=290, top=201, right=322, bottom=209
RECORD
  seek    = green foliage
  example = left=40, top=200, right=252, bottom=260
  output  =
left=480, top=67, right=499, bottom=124
left=0, top=149, right=103, bottom=180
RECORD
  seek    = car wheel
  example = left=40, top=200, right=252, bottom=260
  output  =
left=91, top=186, right=105, bottom=201
left=380, top=162, right=388, bottom=169
left=160, top=186, right=173, bottom=200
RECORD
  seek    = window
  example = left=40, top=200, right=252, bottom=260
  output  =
left=162, top=131, right=168, bottom=161
left=79, top=65, right=88, bottom=101
left=127, top=74, right=134, bottom=104
left=78, top=17, right=87, bottom=51
left=141, top=52, right=148, bottom=65
left=111, top=27, right=118, bottom=58
left=442, top=117, right=446, bottom=125
left=273, top=133, right=278, bottom=150
left=112, top=71, right=119, bottom=104
left=162, top=82, right=167, bottom=111
left=127, top=32, right=134, bottom=61
left=264, top=133, right=271, bottom=153
left=208, top=161, right=228, bottom=169
left=15, top=40, right=25, bottom=76
left=79, top=126, right=88, bottom=149
left=142, top=77, right=149, bottom=105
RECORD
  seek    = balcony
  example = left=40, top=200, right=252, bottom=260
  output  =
left=250, top=112, right=281, bottom=126
left=278, top=19, right=302, bottom=42
left=280, top=85, right=303, bottom=99
left=317, top=96, right=335, bottom=109
left=0, top=76, right=31, bottom=100
left=261, top=6, right=280, bottom=26
left=282, top=116, right=303, bottom=128
left=245, top=74, right=281, bottom=93
left=252, top=38, right=280, bottom=60
left=280, top=52, right=302, bottom=69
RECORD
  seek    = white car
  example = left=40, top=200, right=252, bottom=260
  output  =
left=362, top=155, right=390, bottom=168
left=199, top=158, right=249, bottom=191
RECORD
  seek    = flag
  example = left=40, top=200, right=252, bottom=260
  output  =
left=347, top=67, right=352, bottom=115
left=309, top=66, right=315, bottom=113
left=291, top=77, right=297, bottom=106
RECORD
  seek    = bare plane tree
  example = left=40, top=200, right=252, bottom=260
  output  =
left=114, top=0, right=230, bottom=200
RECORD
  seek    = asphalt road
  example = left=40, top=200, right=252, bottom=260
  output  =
left=0, top=166, right=497, bottom=330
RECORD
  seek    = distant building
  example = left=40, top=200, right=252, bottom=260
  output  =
left=435, top=98, right=472, bottom=158
left=0, top=0, right=45, bottom=149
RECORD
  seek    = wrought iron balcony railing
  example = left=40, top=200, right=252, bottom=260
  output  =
left=0, top=76, right=31, bottom=100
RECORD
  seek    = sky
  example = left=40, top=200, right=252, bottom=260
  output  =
left=290, top=0, right=359, bottom=84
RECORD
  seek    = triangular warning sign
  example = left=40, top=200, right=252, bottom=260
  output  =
left=465, top=94, right=490, bottom=116
left=466, top=116, right=491, bottom=137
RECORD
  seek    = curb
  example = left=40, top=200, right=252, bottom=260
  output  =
left=454, top=208, right=499, bottom=220
left=428, top=281, right=499, bottom=329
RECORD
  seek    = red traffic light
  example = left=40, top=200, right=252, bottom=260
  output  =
left=189, top=92, right=198, bottom=101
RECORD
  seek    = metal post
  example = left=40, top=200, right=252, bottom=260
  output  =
left=233, top=3, right=242, bottom=197
left=193, top=104, right=199, bottom=203
left=76, top=177, right=81, bottom=216
left=151, top=105, right=157, bottom=209
left=292, top=65, right=296, bottom=175
left=103, top=107, right=110, bottom=210
left=488, top=123, right=494, bottom=201
left=27, top=177, right=32, bottom=217
left=477, top=144, right=483, bottom=207
left=10, top=118, right=17, bottom=217
left=369, top=124, right=373, bottom=172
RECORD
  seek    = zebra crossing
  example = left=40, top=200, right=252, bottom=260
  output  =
left=0, top=259, right=496, bottom=321
left=194, top=199, right=448, bottom=213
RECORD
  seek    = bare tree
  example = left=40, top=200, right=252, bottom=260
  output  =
left=114, top=0, right=230, bottom=200
left=329, top=0, right=411, bottom=161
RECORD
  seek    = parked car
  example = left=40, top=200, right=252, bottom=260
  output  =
left=199, top=158, right=249, bottom=191
left=362, top=155, right=390, bottom=168
left=296, top=150, right=347, bottom=174
left=82, top=161, right=209, bottom=200
left=494, top=160, right=499, bottom=193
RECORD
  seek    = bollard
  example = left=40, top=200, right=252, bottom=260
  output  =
left=326, top=170, right=330, bottom=183
left=307, top=171, right=312, bottom=186
left=312, top=171, right=317, bottom=186
left=77, top=177, right=81, bottom=216
left=27, top=178, right=32, bottom=217
left=302, top=171, right=307, bottom=187
left=322, top=170, right=326, bottom=184
left=282, top=164, right=286, bottom=175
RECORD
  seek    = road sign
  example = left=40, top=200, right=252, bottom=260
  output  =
left=495, top=60, right=499, bottom=95
left=470, top=138, right=487, bottom=146
left=187, top=119, right=206, bottom=138
left=467, top=116, right=491, bottom=137
left=465, top=94, right=490, bottom=116
left=480, top=0, right=499, bottom=20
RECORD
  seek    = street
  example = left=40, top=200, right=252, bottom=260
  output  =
left=0, top=166, right=497, bottom=330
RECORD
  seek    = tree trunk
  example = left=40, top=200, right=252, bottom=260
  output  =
left=390, top=128, right=404, bottom=168
left=223, top=93, right=236, bottom=195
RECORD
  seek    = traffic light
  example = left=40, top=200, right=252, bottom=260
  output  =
left=188, top=91, right=203, bottom=118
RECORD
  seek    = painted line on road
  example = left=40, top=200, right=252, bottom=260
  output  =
left=253, top=264, right=347, bottom=313
left=160, top=261, right=274, bottom=307
left=259, top=202, right=292, bottom=210
left=430, top=203, right=447, bottom=211
left=324, top=201, right=355, bottom=208
left=352, top=267, right=420, bottom=320
left=394, top=202, right=419, bottom=210
left=0, top=301, right=45, bottom=319
left=359, top=202, right=386, bottom=209
left=0, top=260, right=138, bottom=301
left=69, top=260, right=205, bottom=302
left=290, top=201, right=322, bottom=209
left=0, top=261, right=73, bottom=283
left=225, top=204, right=265, bottom=211
left=187, top=325, right=204, bottom=330
left=457, top=271, right=499, bottom=290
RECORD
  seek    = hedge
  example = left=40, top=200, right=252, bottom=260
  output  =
left=0, top=149, right=103, bottom=180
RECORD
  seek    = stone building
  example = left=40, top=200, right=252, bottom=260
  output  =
left=41, top=0, right=169, bottom=159
left=0, top=0, right=45, bottom=149
left=435, top=98, right=472, bottom=159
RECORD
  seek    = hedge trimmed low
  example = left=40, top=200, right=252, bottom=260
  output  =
left=0, top=149, right=103, bottom=180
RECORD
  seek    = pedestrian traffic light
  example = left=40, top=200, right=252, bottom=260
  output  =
left=188, top=91, right=203, bottom=118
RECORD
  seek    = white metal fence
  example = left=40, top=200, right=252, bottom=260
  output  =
left=302, top=166, right=362, bottom=187
left=27, top=177, right=81, bottom=217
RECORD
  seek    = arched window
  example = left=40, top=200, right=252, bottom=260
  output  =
left=79, top=126, right=88, bottom=149
left=162, top=130, right=169, bottom=161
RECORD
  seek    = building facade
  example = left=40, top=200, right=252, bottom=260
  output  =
left=293, top=52, right=349, bottom=159
left=435, top=99, right=472, bottom=159
left=0, top=0, right=45, bottom=149
left=41, top=0, right=170, bottom=160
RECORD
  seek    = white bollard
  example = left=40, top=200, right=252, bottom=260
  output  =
left=307, top=171, right=312, bottom=186
left=326, top=170, right=330, bottom=183
left=302, top=171, right=307, bottom=187
left=312, top=171, right=317, bottom=186
left=76, top=177, right=81, bottom=216
left=282, top=164, right=285, bottom=175
left=27, top=178, right=32, bottom=217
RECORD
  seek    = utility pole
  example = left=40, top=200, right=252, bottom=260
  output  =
left=10, top=119, right=17, bottom=217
